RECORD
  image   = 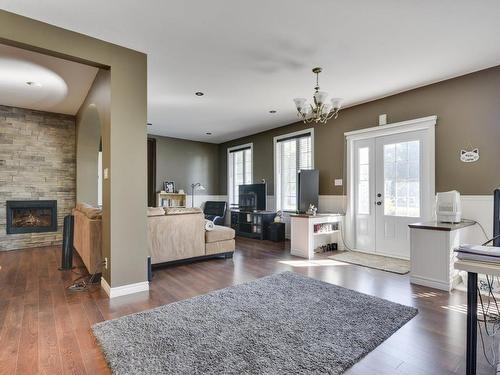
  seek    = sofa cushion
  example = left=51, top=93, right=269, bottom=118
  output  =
left=147, top=207, right=165, bottom=217
left=206, top=239, right=235, bottom=255
left=165, top=207, right=203, bottom=215
left=75, top=202, right=102, bottom=220
left=205, top=225, right=235, bottom=243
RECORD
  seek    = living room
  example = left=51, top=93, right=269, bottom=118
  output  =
left=1, top=2, right=500, bottom=375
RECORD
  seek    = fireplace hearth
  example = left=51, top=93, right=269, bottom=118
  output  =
left=6, top=200, right=58, bottom=234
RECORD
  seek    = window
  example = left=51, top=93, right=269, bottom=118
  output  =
left=357, top=147, right=370, bottom=215
left=383, top=140, right=420, bottom=217
left=275, top=130, right=313, bottom=211
left=227, top=144, right=253, bottom=207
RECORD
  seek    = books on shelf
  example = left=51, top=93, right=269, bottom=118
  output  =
left=313, top=222, right=338, bottom=234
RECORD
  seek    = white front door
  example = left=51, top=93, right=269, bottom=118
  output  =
left=353, top=129, right=432, bottom=259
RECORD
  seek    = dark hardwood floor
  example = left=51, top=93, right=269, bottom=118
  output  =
left=0, top=237, right=493, bottom=374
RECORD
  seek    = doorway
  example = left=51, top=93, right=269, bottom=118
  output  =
left=346, top=116, right=436, bottom=259
left=147, top=138, right=157, bottom=207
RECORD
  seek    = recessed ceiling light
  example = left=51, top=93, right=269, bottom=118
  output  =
left=269, top=110, right=277, bottom=114
left=206, top=132, right=212, bottom=135
left=26, top=81, right=42, bottom=88
left=195, top=92, right=204, bottom=96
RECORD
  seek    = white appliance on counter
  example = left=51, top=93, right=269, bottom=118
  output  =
left=436, top=190, right=462, bottom=223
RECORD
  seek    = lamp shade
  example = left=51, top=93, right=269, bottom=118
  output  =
left=331, top=97, right=343, bottom=109
left=293, top=98, right=307, bottom=110
left=314, top=91, right=328, bottom=105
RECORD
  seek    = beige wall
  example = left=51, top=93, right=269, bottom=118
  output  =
left=219, top=65, right=500, bottom=196
left=76, top=70, right=108, bottom=206
left=152, top=135, right=219, bottom=195
left=0, top=10, right=148, bottom=288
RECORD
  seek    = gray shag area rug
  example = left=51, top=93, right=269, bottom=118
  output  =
left=92, top=272, right=417, bottom=375
left=329, top=251, right=410, bottom=275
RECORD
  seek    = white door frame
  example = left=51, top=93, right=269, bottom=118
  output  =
left=345, top=116, right=437, bottom=252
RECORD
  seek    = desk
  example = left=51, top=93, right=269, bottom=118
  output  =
left=454, top=260, right=500, bottom=375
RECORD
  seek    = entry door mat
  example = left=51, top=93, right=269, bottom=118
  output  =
left=329, top=250, right=410, bottom=275
left=92, top=272, right=417, bottom=374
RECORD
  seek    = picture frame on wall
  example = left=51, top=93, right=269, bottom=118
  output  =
left=164, top=181, right=175, bottom=193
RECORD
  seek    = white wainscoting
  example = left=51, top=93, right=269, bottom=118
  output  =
left=459, top=195, right=494, bottom=244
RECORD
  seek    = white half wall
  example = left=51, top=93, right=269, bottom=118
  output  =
left=190, top=194, right=494, bottom=245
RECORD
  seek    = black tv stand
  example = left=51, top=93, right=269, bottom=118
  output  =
left=230, top=210, right=276, bottom=240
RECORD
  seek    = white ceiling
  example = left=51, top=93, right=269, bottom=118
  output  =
left=0, top=43, right=98, bottom=115
left=1, top=1, right=499, bottom=142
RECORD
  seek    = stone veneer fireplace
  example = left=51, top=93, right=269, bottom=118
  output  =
left=6, top=200, right=58, bottom=234
left=0, top=106, right=75, bottom=251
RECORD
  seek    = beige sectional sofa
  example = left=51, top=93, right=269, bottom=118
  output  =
left=147, top=207, right=235, bottom=265
left=73, top=203, right=103, bottom=274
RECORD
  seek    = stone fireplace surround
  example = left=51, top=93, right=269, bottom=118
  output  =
left=0, top=105, right=76, bottom=251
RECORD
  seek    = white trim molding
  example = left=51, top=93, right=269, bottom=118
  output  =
left=345, top=115, right=437, bottom=250
left=345, top=115, right=437, bottom=140
left=101, top=277, right=150, bottom=299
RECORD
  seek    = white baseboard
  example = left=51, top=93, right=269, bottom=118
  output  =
left=410, top=274, right=460, bottom=292
left=101, top=277, right=150, bottom=298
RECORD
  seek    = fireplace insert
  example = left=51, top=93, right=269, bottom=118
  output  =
left=6, top=200, right=57, bottom=234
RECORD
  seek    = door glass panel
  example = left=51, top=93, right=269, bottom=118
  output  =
left=357, top=147, right=370, bottom=214
left=384, top=140, right=420, bottom=217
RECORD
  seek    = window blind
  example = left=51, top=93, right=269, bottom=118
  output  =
left=275, top=133, right=312, bottom=211
left=228, top=146, right=252, bottom=206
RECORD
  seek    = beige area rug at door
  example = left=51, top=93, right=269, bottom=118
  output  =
left=328, top=251, right=410, bottom=275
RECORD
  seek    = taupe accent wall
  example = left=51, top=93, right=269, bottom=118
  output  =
left=0, top=9, right=148, bottom=288
left=219, top=65, right=500, bottom=196
left=151, top=135, right=219, bottom=195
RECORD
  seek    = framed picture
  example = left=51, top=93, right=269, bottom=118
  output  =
left=164, top=181, right=175, bottom=193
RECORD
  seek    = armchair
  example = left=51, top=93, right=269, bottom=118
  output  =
left=204, top=201, right=227, bottom=226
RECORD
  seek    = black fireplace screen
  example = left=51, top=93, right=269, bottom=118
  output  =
left=6, top=200, right=57, bottom=234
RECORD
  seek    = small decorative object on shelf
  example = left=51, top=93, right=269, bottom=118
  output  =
left=274, top=210, right=283, bottom=223
left=163, top=181, right=175, bottom=193
left=306, top=204, right=317, bottom=216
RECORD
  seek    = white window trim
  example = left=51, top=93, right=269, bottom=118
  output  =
left=227, top=143, right=253, bottom=207
left=273, top=128, right=315, bottom=212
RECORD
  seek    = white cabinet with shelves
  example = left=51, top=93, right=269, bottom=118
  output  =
left=290, top=214, right=345, bottom=259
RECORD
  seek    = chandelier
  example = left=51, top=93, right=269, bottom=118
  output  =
left=293, top=67, right=343, bottom=124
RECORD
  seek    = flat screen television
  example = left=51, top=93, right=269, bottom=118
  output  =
left=238, top=183, right=266, bottom=211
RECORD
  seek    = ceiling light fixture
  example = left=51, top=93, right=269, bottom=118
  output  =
left=293, top=67, right=343, bottom=124
left=195, top=91, right=204, bottom=96
left=269, top=110, right=277, bottom=114
left=26, top=81, right=42, bottom=88
left=206, top=132, right=212, bottom=135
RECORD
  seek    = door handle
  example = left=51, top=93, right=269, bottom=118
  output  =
left=376, top=201, right=382, bottom=206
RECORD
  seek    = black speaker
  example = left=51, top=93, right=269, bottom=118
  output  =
left=59, top=214, right=74, bottom=270
left=147, top=256, right=152, bottom=282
